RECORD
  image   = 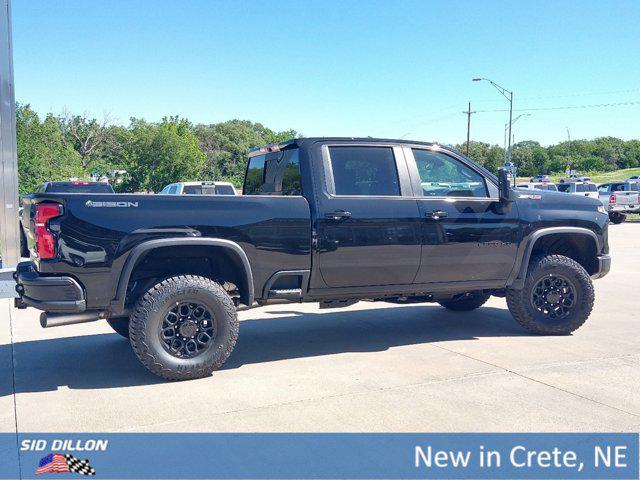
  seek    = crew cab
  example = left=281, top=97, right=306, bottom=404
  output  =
left=15, top=138, right=611, bottom=380
left=516, top=182, right=558, bottom=192
left=597, top=181, right=640, bottom=224
left=557, top=181, right=599, bottom=200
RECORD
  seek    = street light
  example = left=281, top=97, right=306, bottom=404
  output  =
left=472, top=77, right=514, bottom=165
left=504, top=113, right=531, bottom=162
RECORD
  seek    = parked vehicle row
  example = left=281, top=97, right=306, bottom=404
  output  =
left=15, top=137, right=610, bottom=380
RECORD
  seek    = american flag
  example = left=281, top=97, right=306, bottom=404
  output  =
left=36, top=453, right=96, bottom=476
left=36, top=454, right=70, bottom=474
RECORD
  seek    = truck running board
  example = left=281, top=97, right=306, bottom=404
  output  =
left=268, top=288, right=302, bottom=301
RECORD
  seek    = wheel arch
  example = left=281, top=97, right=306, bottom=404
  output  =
left=110, top=238, right=254, bottom=314
left=508, top=227, right=601, bottom=289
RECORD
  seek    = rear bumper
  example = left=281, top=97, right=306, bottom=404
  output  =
left=13, top=261, right=86, bottom=312
left=608, top=205, right=639, bottom=213
left=591, top=254, right=611, bottom=280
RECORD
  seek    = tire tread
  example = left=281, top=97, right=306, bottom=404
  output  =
left=129, top=275, right=238, bottom=380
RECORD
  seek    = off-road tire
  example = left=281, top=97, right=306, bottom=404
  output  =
left=438, top=292, right=491, bottom=311
left=106, top=316, right=130, bottom=338
left=506, top=254, right=594, bottom=335
left=129, top=275, right=238, bottom=380
left=609, top=212, right=626, bottom=224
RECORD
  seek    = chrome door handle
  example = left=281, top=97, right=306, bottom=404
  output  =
left=427, top=210, right=448, bottom=220
left=325, top=210, right=352, bottom=221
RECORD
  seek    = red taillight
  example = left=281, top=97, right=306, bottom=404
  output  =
left=71, top=181, right=89, bottom=186
left=609, top=194, right=616, bottom=204
left=35, top=203, right=63, bottom=259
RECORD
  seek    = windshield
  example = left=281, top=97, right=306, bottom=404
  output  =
left=215, top=185, right=235, bottom=195
left=183, top=185, right=216, bottom=195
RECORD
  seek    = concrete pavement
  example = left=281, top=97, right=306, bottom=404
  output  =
left=2, top=224, right=639, bottom=433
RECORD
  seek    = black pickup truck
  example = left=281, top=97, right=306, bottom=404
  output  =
left=15, top=138, right=611, bottom=380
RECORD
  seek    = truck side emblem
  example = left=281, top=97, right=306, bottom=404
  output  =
left=85, top=200, right=139, bottom=208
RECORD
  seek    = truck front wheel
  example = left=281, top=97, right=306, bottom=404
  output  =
left=609, top=212, right=626, bottom=224
left=438, top=292, right=490, bottom=311
left=129, top=275, right=239, bottom=380
left=506, top=254, right=594, bottom=335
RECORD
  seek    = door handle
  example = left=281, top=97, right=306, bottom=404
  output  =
left=427, top=210, right=448, bottom=220
left=325, top=210, right=352, bottom=221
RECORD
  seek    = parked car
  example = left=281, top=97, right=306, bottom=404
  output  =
left=559, top=174, right=591, bottom=183
left=529, top=175, right=551, bottom=183
left=32, top=181, right=115, bottom=194
left=15, top=138, right=610, bottom=380
left=557, top=181, right=599, bottom=200
left=625, top=175, right=639, bottom=181
left=597, top=182, right=640, bottom=224
left=516, top=182, right=558, bottom=192
left=160, top=181, right=236, bottom=195
left=20, top=181, right=115, bottom=257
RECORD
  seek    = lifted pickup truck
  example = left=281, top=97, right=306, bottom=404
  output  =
left=15, top=138, right=611, bottom=380
left=597, top=181, right=640, bottom=224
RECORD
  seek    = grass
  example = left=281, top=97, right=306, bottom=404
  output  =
left=517, top=167, right=640, bottom=184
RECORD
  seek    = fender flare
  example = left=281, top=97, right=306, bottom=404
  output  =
left=507, top=227, right=601, bottom=289
left=110, top=238, right=254, bottom=314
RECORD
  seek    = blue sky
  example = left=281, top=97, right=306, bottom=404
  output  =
left=12, top=0, right=640, bottom=147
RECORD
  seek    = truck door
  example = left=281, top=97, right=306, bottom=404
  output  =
left=404, top=147, right=520, bottom=284
left=315, top=144, right=421, bottom=288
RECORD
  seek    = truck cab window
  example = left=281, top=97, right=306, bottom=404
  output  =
left=328, top=146, right=400, bottom=196
left=412, top=149, right=488, bottom=198
left=244, top=148, right=301, bottom=195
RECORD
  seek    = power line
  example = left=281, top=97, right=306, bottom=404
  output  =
left=473, top=99, right=640, bottom=114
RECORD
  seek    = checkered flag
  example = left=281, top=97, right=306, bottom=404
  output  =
left=64, top=454, right=96, bottom=476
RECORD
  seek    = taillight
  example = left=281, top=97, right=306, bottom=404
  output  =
left=609, top=194, right=616, bottom=204
left=35, top=203, right=63, bottom=259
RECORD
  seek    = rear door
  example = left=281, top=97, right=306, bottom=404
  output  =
left=404, top=147, right=520, bottom=284
left=314, top=144, right=421, bottom=288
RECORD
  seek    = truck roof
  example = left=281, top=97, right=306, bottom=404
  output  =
left=249, top=137, right=441, bottom=157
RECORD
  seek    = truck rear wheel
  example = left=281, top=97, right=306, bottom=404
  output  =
left=609, top=212, right=626, bottom=224
left=506, top=254, right=594, bottom=335
left=106, top=316, right=130, bottom=338
left=438, top=292, right=490, bottom=311
left=129, top=275, right=238, bottom=380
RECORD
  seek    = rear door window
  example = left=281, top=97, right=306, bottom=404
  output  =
left=243, top=148, right=302, bottom=196
left=328, top=146, right=400, bottom=196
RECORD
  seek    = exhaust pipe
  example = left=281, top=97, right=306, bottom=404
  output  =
left=40, top=311, right=108, bottom=328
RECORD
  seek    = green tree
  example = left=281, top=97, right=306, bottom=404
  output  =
left=121, top=117, right=206, bottom=192
left=194, top=120, right=298, bottom=187
left=455, top=141, right=504, bottom=173
left=16, top=104, right=82, bottom=194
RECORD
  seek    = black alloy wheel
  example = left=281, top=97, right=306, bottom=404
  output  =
left=160, top=301, right=216, bottom=358
left=530, top=274, right=575, bottom=320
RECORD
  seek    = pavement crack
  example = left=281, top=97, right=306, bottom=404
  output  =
left=118, top=369, right=507, bottom=432
left=429, top=343, right=640, bottom=419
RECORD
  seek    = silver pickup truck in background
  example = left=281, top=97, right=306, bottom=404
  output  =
left=597, top=181, right=640, bottom=224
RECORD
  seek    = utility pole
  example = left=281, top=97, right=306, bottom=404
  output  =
left=463, top=101, right=476, bottom=156
left=566, top=127, right=573, bottom=174
left=0, top=0, right=20, bottom=268
left=466, top=102, right=471, bottom=155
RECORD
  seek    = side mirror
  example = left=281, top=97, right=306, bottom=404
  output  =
left=498, top=168, right=513, bottom=203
